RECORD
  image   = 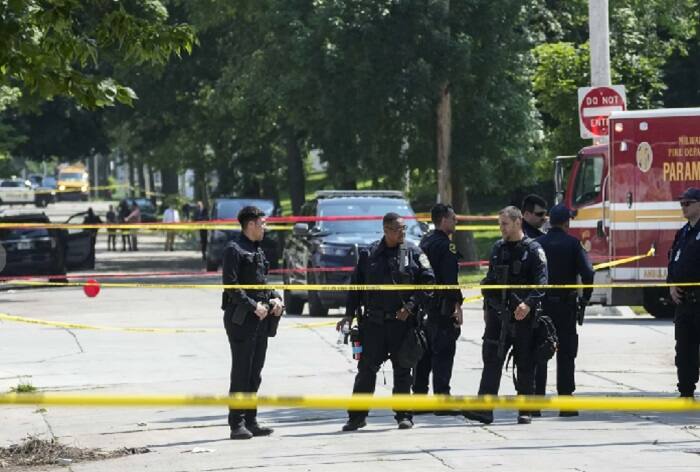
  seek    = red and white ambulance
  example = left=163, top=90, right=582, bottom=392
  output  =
left=555, top=108, right=700, bottom=318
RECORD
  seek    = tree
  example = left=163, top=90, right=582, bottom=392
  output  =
left=0, top=0, right=194, bottom=108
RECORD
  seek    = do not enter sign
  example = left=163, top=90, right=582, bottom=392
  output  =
left=578, top=85, right=626, bottom=139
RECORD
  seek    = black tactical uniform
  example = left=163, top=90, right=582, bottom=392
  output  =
left=345, top=239, right=435, bottom=427
left=471, top=236, right=547, bottom=422
left=522, top=220, right=545, bottom=240
left=222, top=233, right=281, bottom=432
left=413, top=230, right=463, bottom=397
left=668, top=219, right=700, bottom=397
left=535, top=226, right=594, bottom=398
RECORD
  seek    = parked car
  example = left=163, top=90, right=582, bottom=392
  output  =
left=0, top=178, right=52, bottom=207
left=0, top=213, right=93, bottom=280
left=205, top=198, right=282, bottom=272
left=282, top=190, right=426, bottom=316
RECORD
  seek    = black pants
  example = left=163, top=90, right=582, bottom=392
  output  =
left=413, top=320, right=460, bottom=395
left=349, top=318, right=413, bottom=422
left=535, top=300, right=578, bottom=396
left=477, top=311, right=536, bottom=403
left=107, top=231, right=117, bottom=251
left=199, top=230, right=208, bottom=259
left=224, top=309, right=269, bottom=429
left=675, top=303, right=700, bottom=396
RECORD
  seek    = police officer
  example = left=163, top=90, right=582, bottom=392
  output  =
left=463, top=206, right=547, bottom=425
left=412, top=204, right=463, bottom=409
left=535, top=204, right=594, bottom=415
left=521, top=194, right=548, bottom=239
left=337, top=212, right=435, bottom=431
left=668, top=187, right=700, bottom=398
left=222, top=206, right=285, bottom=440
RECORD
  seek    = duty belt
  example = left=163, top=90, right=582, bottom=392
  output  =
left=545, top=290, right=576, bottom=304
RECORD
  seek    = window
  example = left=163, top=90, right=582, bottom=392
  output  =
left=572, top=156, right=604, bottom=206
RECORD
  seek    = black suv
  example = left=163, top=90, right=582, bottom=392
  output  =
left=205, top=198, right=283, bottom=271
left=282, top=190, right=425, bottom=316
left=0, top=213, right=93, bottom=280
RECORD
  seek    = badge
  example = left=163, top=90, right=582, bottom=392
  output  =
left=696, top=232, right=700, bottom=241
left=675, top=250, right=681, bottom=262
left=419, top=253, right=432, bottom=269
left=537, top=248, right=547, bottom=263
left=521, top=250, right=528, bottom=261
left=449, top=243, right=457, bottom=254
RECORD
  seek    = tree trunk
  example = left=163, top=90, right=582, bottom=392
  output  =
left=451, top=171, right=478, bottom=265
left=285, top=128, right=306, bottom=215
left=137, top=160, right=146, bottom=198
left=147, top=164, right=156, bottom=205
left=161, top=167, right=179, bottom=195
left=436, top=80, right=452, bottom=204
left=127, top=154, right=135, bottom=198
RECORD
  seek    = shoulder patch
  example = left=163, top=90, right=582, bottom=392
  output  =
left=537, top=247, right=547, bottom=263
left=419, top=253, right=432, bottom=270
left=449, top=243, right=457, bottom=254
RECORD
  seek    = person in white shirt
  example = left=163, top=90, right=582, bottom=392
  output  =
left=163, top=204, right=180, bottom=251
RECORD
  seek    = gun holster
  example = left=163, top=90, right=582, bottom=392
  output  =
left=231, top=303, right=252, bottom=326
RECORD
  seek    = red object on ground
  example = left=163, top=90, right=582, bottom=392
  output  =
left=83, top=279, right=101, bottom=298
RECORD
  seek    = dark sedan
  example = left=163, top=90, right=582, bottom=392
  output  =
left=0, top=213, right=93, bottom=281
left=205, top=198, right=282, bottom=272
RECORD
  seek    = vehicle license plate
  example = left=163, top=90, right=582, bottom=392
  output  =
left=17, top=241, right=31, bottom=250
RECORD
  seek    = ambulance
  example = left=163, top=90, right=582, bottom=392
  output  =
left=555, top=108, right=700, bottom=318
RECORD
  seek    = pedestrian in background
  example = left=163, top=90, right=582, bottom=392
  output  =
left=163, top=203, right=180, bottom=251
left=125, top=201, right=141, bottom=251
left=194, top=201, right=209, bottom=261
left=118, top=199, right=132, bottom=252
left=82, top=207, right=102, bottom=268
left=105, top=204, right=117, bottom=251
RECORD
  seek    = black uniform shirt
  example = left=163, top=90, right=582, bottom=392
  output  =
left=482, top=236, right=548, bottom=313
left=346, top=238, right=435, bottom=320
left=668, top=222, right=700, bottom=284
left=420, top=230, right=463, bottom=307
left=523, top=220, right=545, bottom=240
left=536, top=227, right=594, bottom=301
left=222, top=233, right=278, bottom=310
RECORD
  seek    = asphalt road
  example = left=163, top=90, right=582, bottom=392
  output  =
left=0, top=202, right=697, bottom=471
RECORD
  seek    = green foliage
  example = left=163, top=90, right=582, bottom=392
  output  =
left=0, top=0, right=195, bottom=108
left=9, top=382, right=36, bottom=394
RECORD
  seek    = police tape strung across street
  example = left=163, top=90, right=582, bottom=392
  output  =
left=0, top=312, right=335, bottom=334
left=1, top=392, right=699, bottom=412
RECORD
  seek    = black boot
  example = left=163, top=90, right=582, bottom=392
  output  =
left=462, top=410, right=493, bottom=425
left=341, top=417, right=367, bottom=432
left=229, top=425, right=253, bottom=440
left=246, top=423, right=274, bottom=437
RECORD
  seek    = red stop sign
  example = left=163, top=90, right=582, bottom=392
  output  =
left=579, top=86, right=626, bottom=138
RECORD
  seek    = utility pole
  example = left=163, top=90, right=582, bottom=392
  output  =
left=589, top=0, right=611, bottom=86
left=436, top=0, right=452, bottom=204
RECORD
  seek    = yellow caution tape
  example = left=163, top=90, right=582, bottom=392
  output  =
left=5, top=280, right=700, bottom=290
left=0, top=393, right=698, bottom=412
left=0, top=313, right=216, bottom=334
left=0, top=313, right=337, bottom=334
left=593, top=247, right=656, bottom=271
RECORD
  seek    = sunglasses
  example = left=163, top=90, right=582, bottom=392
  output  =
left=680, top=200, right=698, bottom=207
left=385, top=224, right=407, bottom=232
left=533, top=211, right=547, bottom=217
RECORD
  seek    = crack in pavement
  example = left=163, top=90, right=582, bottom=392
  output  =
left=424, top=449, right=455, bottom=469
left=197, top=456, right=418, bottom=471
left=579, top=370, right=647, bottom=393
